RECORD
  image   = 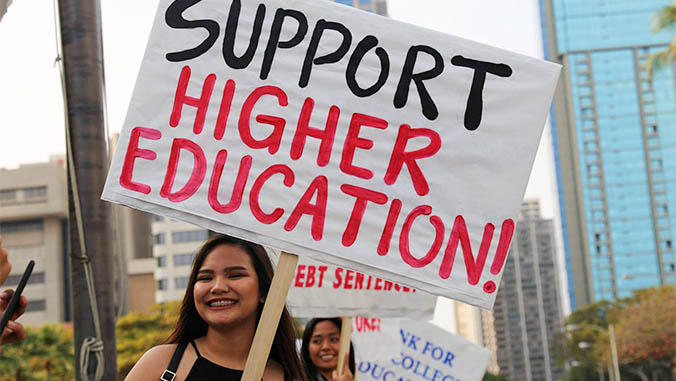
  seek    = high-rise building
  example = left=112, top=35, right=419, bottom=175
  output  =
left=540, top=0, right=676, bottom=308
left=333, top=0, right=387, bottom=15
left=493, top=200, right=564, bottom=381
left=0, top=159, right=71, bottom=325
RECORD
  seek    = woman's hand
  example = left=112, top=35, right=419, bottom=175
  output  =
left=0, top=236, right=10, bottom=286
left=331, top=353, right=354, bottom=381
left=0, top=289, right=28, bottom=350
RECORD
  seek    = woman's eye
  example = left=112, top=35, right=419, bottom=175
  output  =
left=330, top=337, right=340, bottom=343
left=197, top=277, right=212, bottom=282
left=229, top=273, right=245, bottom=279
left=311, top=339, right=322, bottom=345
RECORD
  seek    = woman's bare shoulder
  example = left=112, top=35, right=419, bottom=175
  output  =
left=124, top=344, right=178, bottom=381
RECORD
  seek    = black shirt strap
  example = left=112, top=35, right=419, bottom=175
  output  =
left=161, top=342, right=188, bottom=381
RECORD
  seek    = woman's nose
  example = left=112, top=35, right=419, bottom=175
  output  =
left=211, top=276, right=230, bottom=293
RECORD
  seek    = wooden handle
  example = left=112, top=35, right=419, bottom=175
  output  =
left=337, top=316, right=353, bottom=376
left=242, top=251, right=299, bottom=381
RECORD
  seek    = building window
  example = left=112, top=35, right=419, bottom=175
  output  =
left=25, top=300, right=46, bottom=312
left=153, top=233, right=165, bottom=245
left=175, top=276, right=189, bottom=289
left=23, top=186, right=47, bottom=200
left=0, top=189, right=17, bottom=202
left=172, top=230, right=208, bottom=243
left=0, top=219, right=44, bottom=233
left=152, top=215, right=164, bottom=222
left=157, top=256, right=167, bottom=268
left=173, top=253, right=195, bottom=266
left=3, top=272, right=45, bottom=287
left=157, top=279, right=168, bottom=291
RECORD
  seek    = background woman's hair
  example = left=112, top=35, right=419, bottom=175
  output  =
left=300, top=317, right=356, bottom=380
left=165, top=234, right=305, bottom=380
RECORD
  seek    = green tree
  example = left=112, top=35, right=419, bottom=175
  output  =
left=115, top=301, right=180, bottom=380
left=555, top=286, right=675, bottom=381
left=0, top=324, right=74, bottom=380
left=646, top=1, right=676, bottom=78
left=482, top=372, right=509, bottom=381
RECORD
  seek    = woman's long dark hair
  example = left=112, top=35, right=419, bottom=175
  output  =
left=166, top=234, right=304, bottom=380
left=301, top=318, right=355, bottom=380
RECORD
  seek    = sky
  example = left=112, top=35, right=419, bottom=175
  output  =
left=0, top=0, right=568, bottom=318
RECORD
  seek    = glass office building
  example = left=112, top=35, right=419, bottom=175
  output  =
left=333, top=0, right=388, bottom=15
left=540, top=0, right=675, bottom=308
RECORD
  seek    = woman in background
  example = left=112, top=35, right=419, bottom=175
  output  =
left=301, top=317, right=355, bottom=381
left=126, top=234, right=304, bottom=380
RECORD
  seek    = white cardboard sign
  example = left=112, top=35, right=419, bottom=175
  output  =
left=358, top=320, right=491, bottom=381
left=352, top=317, right=401, bottom=365
left=101, top=0, right=560, bottom=309
left=287, top=256, right=436, bottom=319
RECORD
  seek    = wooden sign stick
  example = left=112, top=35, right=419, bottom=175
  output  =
left=242, top=251, right=299, bottom=381
left=337, top=316, right=353, bottom=376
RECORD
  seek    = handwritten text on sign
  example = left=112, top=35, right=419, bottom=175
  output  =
left=102, top=0, right=560, bottom=309
left=286, top=256, right=436, bottom=319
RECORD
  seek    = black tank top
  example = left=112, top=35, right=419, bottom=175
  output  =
left=185, top=340, right=247, bottom=380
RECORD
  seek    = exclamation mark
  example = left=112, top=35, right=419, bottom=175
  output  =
left=482, top=218, right=515, bottom=294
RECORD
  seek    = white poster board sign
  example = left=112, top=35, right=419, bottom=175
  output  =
left=358, top=320, right=491, bottom=381
left=352, top=317, right=401, bottom=364
left=287, top=256, right=436, bottom=319
left=101, top=0, right=560, bottom=309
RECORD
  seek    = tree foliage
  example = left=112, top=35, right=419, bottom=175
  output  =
left=115, top=301, right=180, bottom=380
left=556, top=286, right=675, bottom=381
left=0, top=324, right=75, bottom=380
left=646, top=1, right=676, bottom=78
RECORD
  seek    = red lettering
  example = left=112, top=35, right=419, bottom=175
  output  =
left=384, top=124, right=441, bottom=196
left=378, top=199, right=402, bottom=256
left=208, top=150, right=252, bottom=214
left=340, top=184, right=388, bottom=247
left=354, top=271, right=364, bottom=289
left=120, top=127, right=161, bottom=194
left=306, top=265, right=316, bottom=287
left=340, top=113, right=388, bottom=179
left=383, top=279, right=393, bottom=291
left=249, top=164, right=295, bottom=224
left=284, top=176, right=328, bottom=241
left=170, top=66, right=216, bottom=134
left=399, top=205, right=445, bottom=268
left=490, top=219, right=515, bottom=274
left=160, top=138, right=207, bottom=202
left=239, top=85, right=288, bottom=154
left=439, top=215, right=495, bottom=283
left=213, top=79, right=236, bottom=140
left=344, top=269, right=354, bottom=289
left=317, top=266, right=328, bottom=287
left=333, top=268, right=343, bottom=288
left=290, top=97, right=339, bottom=167
left=295, top=264, right=306, bottom=287
left=374, top=277, right=383, bottom=290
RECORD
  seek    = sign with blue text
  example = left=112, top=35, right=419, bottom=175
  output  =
left=358, top=320, right=491, bottom=381
left=102, top=0, right=560, bottom=308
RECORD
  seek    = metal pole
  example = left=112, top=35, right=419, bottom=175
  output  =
left=597, top=365, right=605, bottom=381
left=609, top=324, right=620, bottom=381
left=57, top=0, right=118, bottom=379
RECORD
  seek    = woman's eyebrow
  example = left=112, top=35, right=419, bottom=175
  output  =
left=223, top=266, right=248, bottom=272
left=197, top=269, right=214, bottom=275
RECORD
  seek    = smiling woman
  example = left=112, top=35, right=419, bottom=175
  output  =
left=301, top=318, right=356, bottom=381
left=124, top=234, right=304, bottom=381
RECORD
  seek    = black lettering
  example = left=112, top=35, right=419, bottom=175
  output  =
left=299, top=20, right=352, bottom=88
left=346, top=35, right=390, bottom=97
left=451, top=55, right=512, bottom=131
left=222, top=0, right=266, bottom=69
left=165, top=0, right=219, bottom=62
left=261, top=9, right=309, bottom=80
left=394, top=45, right=444, bottom=121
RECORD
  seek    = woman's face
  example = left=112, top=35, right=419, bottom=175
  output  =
left=193, top=244, right=262, bottom=328
left=308, top=320, right=341, bottom=374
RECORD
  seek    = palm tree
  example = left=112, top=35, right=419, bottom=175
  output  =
left=646, top=1, right=676, bottom=79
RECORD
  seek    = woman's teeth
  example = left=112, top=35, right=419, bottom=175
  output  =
left=209, top=300, right=236, bottom=307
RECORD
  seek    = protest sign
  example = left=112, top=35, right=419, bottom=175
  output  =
left=287, top=255, right=436, bottom=319
left=352, top=317, right=401, bottom=364
left=358, top=320, right=491, bottom=381
left=102, top=0, right=560, bottom=309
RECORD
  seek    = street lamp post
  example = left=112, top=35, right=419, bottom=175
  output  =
left=568, top=323, right=621, bottom=381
